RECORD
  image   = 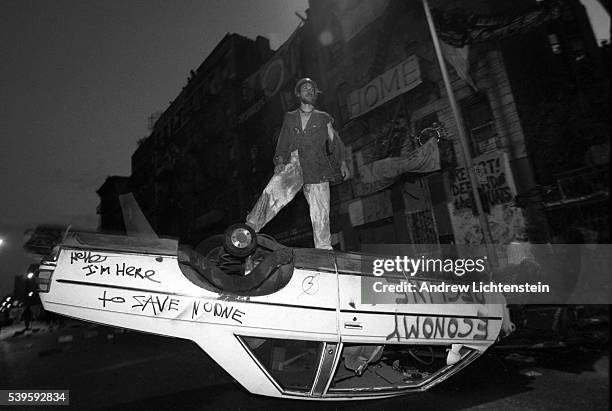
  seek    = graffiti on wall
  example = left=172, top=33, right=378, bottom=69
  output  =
left=448, top=152, right=524, bottom=244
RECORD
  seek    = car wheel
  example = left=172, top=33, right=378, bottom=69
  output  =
left=223, top=223, right=257, bottom=257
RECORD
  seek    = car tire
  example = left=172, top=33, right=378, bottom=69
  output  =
left=223, top=223, right=257, bottom=258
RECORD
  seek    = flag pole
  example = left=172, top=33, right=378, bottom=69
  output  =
left=421, top=0, right=498, bottom=267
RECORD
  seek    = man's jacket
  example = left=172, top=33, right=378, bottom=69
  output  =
left=274, top=109, right=347, bottom=184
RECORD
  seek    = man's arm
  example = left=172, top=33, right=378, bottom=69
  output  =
left=336, top=135, right=351, bottom=181
left=327, top=121, right=350, bottom=180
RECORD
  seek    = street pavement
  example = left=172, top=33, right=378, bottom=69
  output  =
left=0, top=319, right=609, bottom=410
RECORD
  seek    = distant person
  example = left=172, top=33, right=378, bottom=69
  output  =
left=245, top=78, right=350, bottom=254
left=21, top=305, right=32, bottom=330
left=2, top=308, right=9, bottom=327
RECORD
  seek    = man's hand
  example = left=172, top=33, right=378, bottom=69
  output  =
left=274, top=164, right=285, bottom=174
left=340, top=161, right=351, bottom=180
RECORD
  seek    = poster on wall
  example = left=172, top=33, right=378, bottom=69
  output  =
left=448, top=151, right=525, bottom=244
left=407, top=209, right=439, bottom=245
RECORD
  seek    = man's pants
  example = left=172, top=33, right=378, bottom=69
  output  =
left=246, top=152, right=332, bottom=250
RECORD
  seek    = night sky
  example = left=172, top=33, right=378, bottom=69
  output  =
left=0, top=0, right=608, bottom=295
left=0, top=0, right=308, bottom=294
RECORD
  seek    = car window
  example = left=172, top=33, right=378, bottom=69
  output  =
left=241, top=337, right=323, bottom=393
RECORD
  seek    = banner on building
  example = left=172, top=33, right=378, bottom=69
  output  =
left=353, top=137, right=440, bottom=197
left=432, top=0, right=564, bottom=47
left=347, top=55, right=422, bottom=119
left=359, top=137, right=440, bottom=184
left=440, top=42, right=477, bottom=91
left=239, top=26, right=303, bottom=123
left=448, top=151, right=525, bottom=244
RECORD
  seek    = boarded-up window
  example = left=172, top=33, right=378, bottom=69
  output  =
left=461, top=94, right=497, bottom=156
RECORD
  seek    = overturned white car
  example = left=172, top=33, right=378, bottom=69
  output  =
left=27, top=220, right=509, bottom=401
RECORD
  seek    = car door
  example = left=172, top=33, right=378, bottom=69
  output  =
left=329, top=251, right=504, bottom=397
left=227, top=248, right=341, bottom=398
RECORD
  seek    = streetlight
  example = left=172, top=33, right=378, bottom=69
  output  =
left=27, top=272, right=34, bottom=279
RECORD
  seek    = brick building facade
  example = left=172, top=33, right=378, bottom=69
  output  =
left=99, top=0, right=608, bottom=249
left=125, top=34, right=273, bottom=243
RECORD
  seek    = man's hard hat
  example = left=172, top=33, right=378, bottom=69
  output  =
left=294, top=77, right=321, bottom=96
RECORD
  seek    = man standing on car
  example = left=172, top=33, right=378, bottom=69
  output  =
left=245, top=78, right=350, bottom=250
